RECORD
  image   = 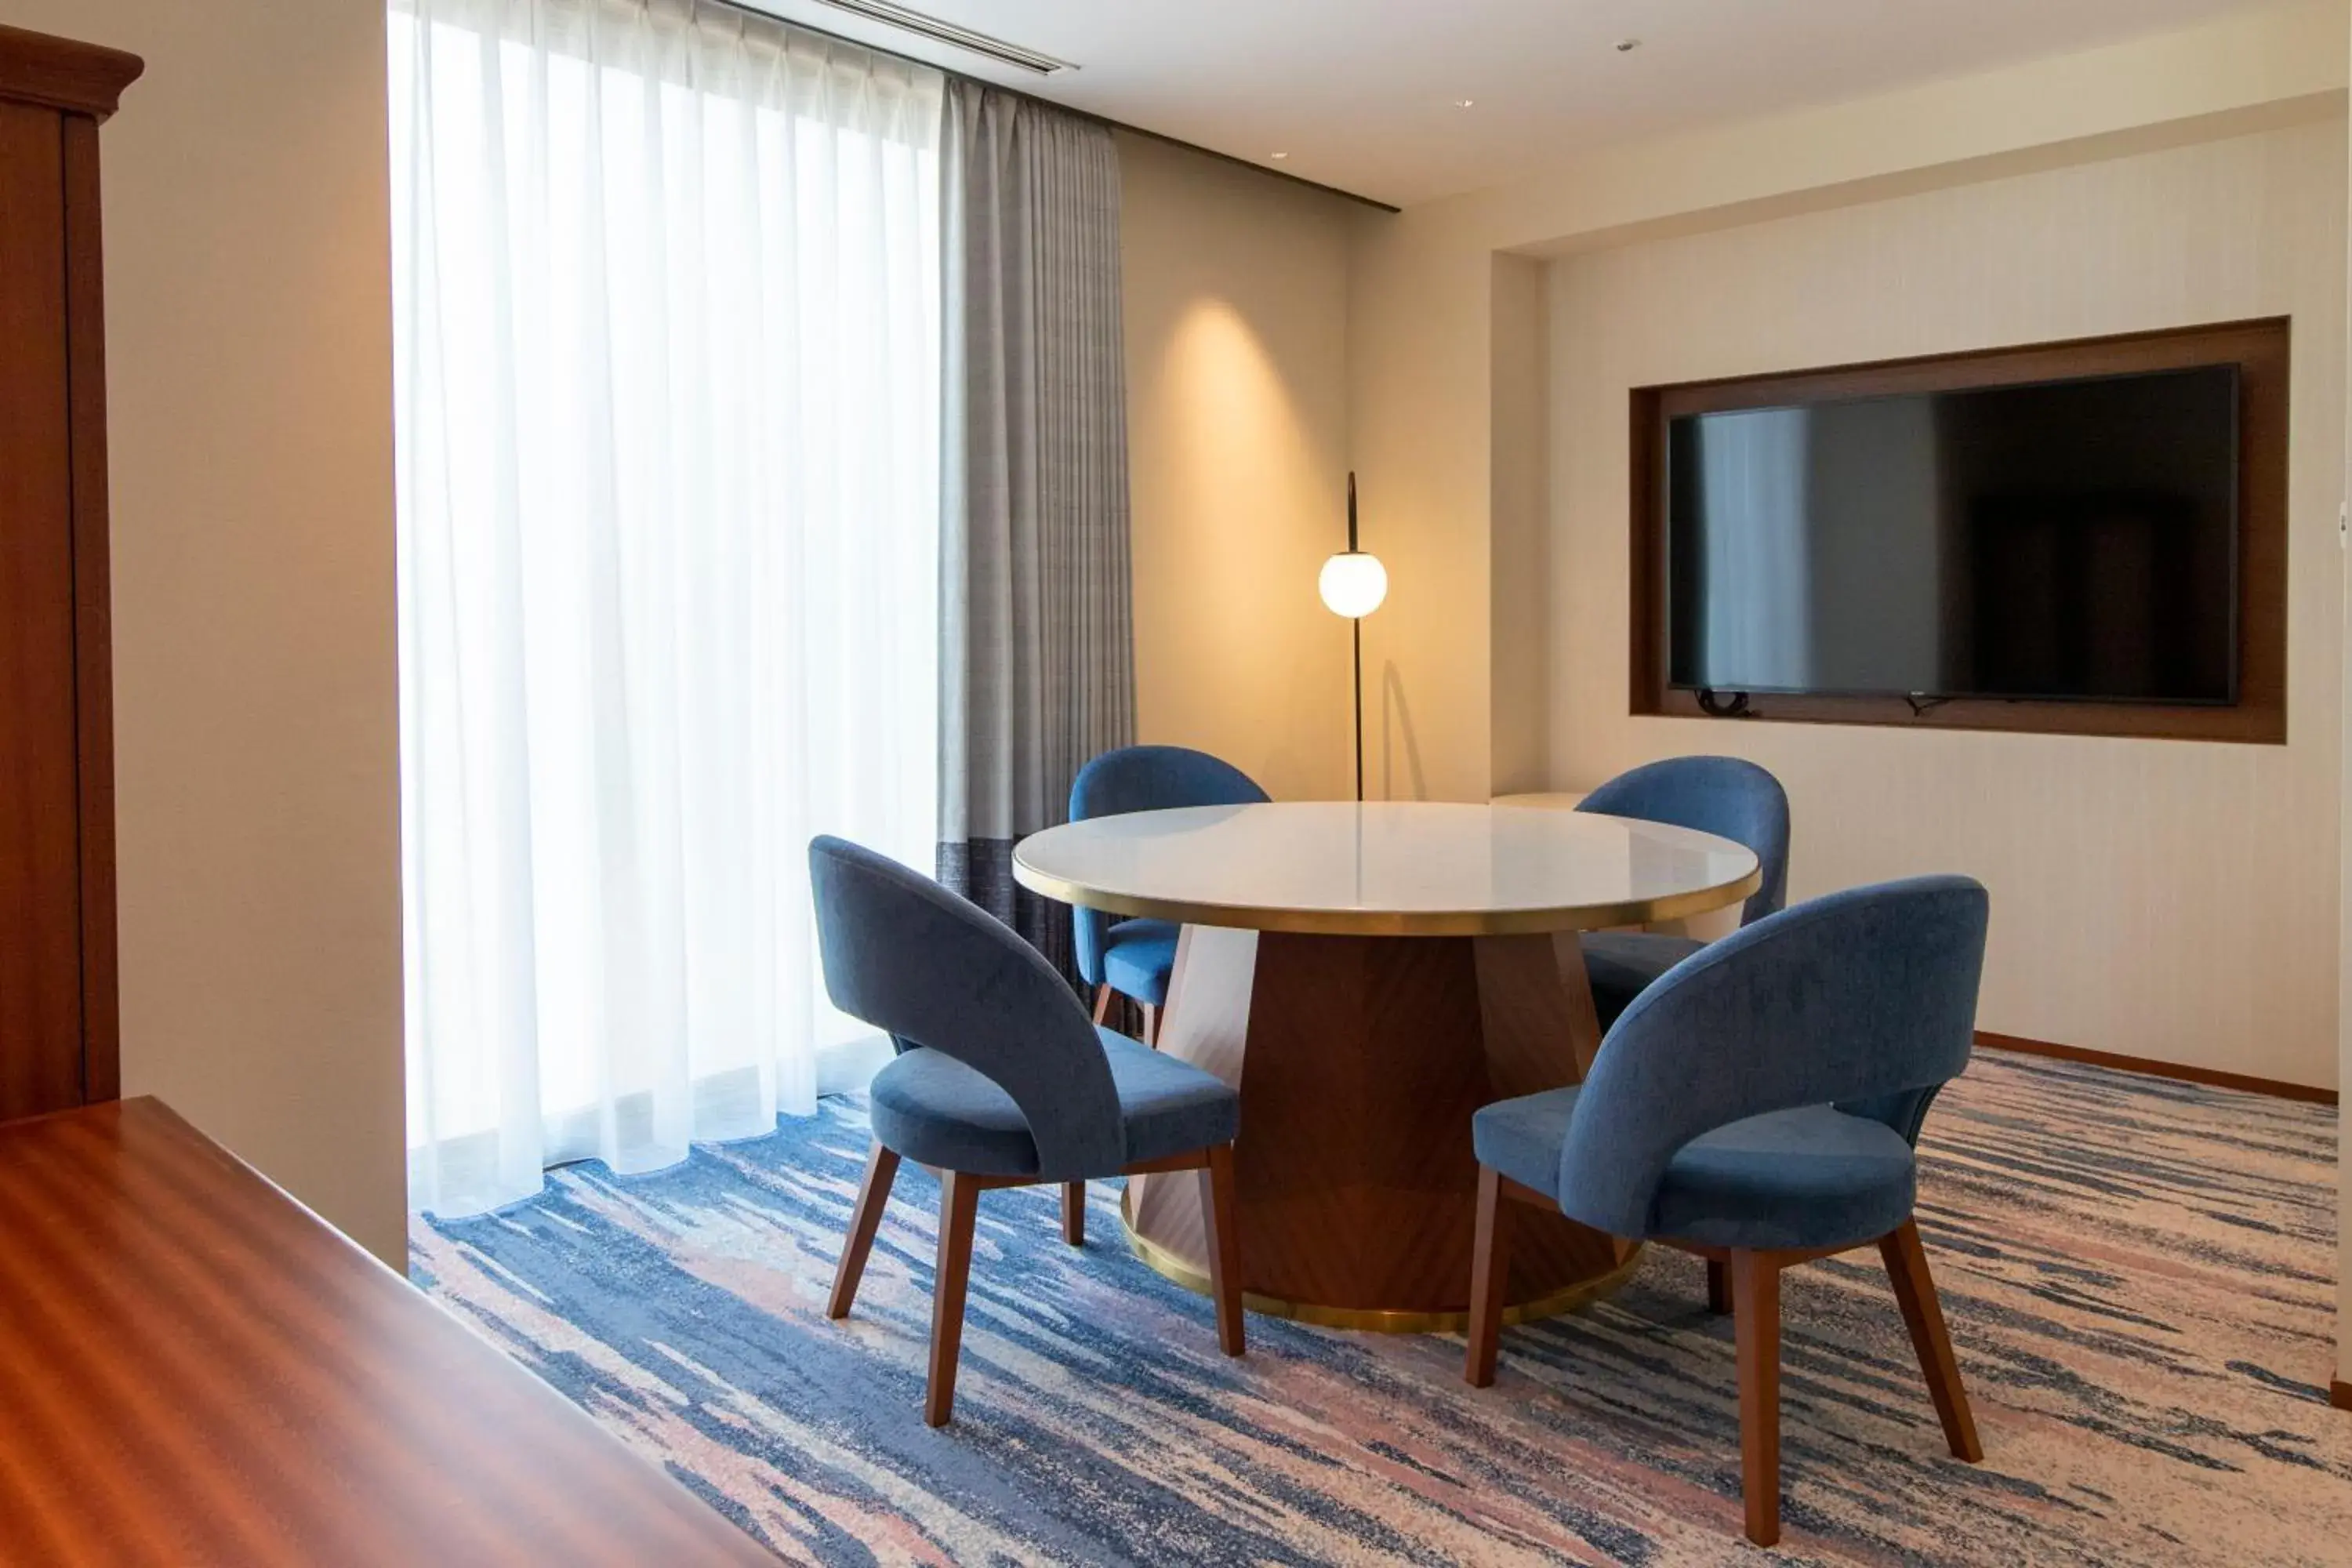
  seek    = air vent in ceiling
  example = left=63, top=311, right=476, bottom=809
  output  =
left=805, top=0, right=1076, bottom=74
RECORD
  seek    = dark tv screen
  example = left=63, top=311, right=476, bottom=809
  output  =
left=1666, top=365, right=2240, bottom=705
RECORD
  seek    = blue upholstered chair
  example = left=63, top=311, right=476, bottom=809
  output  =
left=1463, top=875, right=1988, bottom=1548
left=1069, top=746, right=1270, bottom=1044
left=1576, top=757, right=1790, bottom=1029
left=810, top=836, right=1244, bottom=1425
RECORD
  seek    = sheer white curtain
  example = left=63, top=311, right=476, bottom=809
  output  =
left=391, top=0, right=943, bottom=1218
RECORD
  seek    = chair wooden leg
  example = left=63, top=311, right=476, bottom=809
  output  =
left=1706, top=1258, right=1731, bottom=1315
left=1198, top=1143, right=1245, bottom=1356
left=925, top=1171, right=982, bottom=1428
left=1061, top=1181, right=1086, bottom=1247
left=1731, top=1250, right=1782, bottom=1548
left=1464, top=1164, right=1512, bottom=1387
left=1091, top=983, right=1113, bottom=1025
left=1879, top=1219, right=1984, bottom=1462
left=1140, top=1002, right=1159, bottom=1047
left=828, top=1145, right=900, bottom=1320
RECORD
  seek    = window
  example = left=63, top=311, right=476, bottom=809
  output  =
left=390, top=0, right=944, bottom=1217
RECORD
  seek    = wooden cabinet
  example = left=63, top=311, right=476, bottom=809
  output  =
left=0, top=26, right=138, bottom=1120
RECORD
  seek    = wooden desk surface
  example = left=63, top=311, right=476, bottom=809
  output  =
left=0, top=1098, right=774, bottom=1566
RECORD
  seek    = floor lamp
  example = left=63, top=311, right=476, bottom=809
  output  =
left=1319, top=473, right=1388, bottom=802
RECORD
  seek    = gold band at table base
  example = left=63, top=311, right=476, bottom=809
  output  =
left=1118, top=1198, right=1643, bottom=1335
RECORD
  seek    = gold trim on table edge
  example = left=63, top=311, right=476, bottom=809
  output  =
left=1118, top=1194, right=1643, bottom=1334
left=1011, top=858, right=1761, bottom=938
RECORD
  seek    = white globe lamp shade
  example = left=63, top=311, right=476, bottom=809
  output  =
left=1319, top=550, right=1388, bottom=619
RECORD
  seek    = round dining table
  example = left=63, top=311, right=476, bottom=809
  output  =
left=1013, top=800, right=1761, bottom=1332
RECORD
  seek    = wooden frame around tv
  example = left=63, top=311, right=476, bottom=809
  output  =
left=1628, top=318, right=2289, bottom=743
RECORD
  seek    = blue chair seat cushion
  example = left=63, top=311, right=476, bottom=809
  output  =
left=1581, top=930, right=1703, bottom=1028
left=867, top=1025, right=1237, bottom=1177
left=1474, top=1090, right=1918, bottom=1252
left=1650, top=1104, right=1917, bottom=1250
left=1470, top=1084, right=1581, bottom=1198
left=1102, top=919, right=1180, bottom=1007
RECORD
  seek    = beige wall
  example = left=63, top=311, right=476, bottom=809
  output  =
left=0, top=1, right=405, bottom=1263
left=1487, top=252, right=1549, bottom=797
left=1120, top=133, right=1361, bottom=801
left=1544, top=121, right=2346, bottom=1089
left=2339, top=0, right=2352, bottom=1390
left=1348, top=2, right=2350, bottom=817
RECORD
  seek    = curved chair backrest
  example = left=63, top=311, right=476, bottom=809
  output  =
left=1577, top=757, right=1790, bottom=924
left=1067, top=746, right=1270, bottom=985
left=1555, top=875, right=1987, bottom=1239
left=809, top=836, right=1125, bottom=1177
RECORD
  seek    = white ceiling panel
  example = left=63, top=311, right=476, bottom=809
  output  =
left=746, top=0, right=2281, bottom=205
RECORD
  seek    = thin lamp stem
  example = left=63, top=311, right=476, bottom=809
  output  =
left=1348, top=470, right=1363, bottom=800
left=1352, top=616, right=1364, bottom=803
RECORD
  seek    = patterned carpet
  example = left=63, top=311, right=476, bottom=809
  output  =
left=411, top=1052, right=2351, bottom=1566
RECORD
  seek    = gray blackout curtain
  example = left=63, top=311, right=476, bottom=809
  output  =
left=935, top=80, right=1134, bottom=975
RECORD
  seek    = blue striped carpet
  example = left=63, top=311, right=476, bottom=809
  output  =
left=411, top=1052, right=2350, bottom=1565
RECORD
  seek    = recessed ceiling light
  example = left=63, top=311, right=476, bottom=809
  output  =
left=1614, top=38, right=1642, bottom=53
left=1270, top=151, right=1290, bottom=161
left=1454, top=98, right=1475, bottom=108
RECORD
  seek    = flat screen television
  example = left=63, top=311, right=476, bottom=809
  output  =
left=1665, top=365, right=2240, bottom=706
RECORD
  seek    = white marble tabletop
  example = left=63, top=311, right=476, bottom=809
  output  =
left=1012, top=801, right=1760, bottom=937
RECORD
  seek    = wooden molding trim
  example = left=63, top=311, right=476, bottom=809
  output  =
left=1629, top=318, right=2291, bottom=744
left=64, top=115, right=119, bottom=1102
left=2332, top=1380, right=2352, bottom=1414
left=0, top=24, right=142, bottom=120
left=1976, top=1030, right=2335, bottom=1106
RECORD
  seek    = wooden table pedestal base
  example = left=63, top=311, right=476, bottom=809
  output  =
left=1122, top=924, right=1638, bottom=1332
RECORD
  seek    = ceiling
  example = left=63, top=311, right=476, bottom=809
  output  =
left=747, top=0, right=2280, bottom=206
